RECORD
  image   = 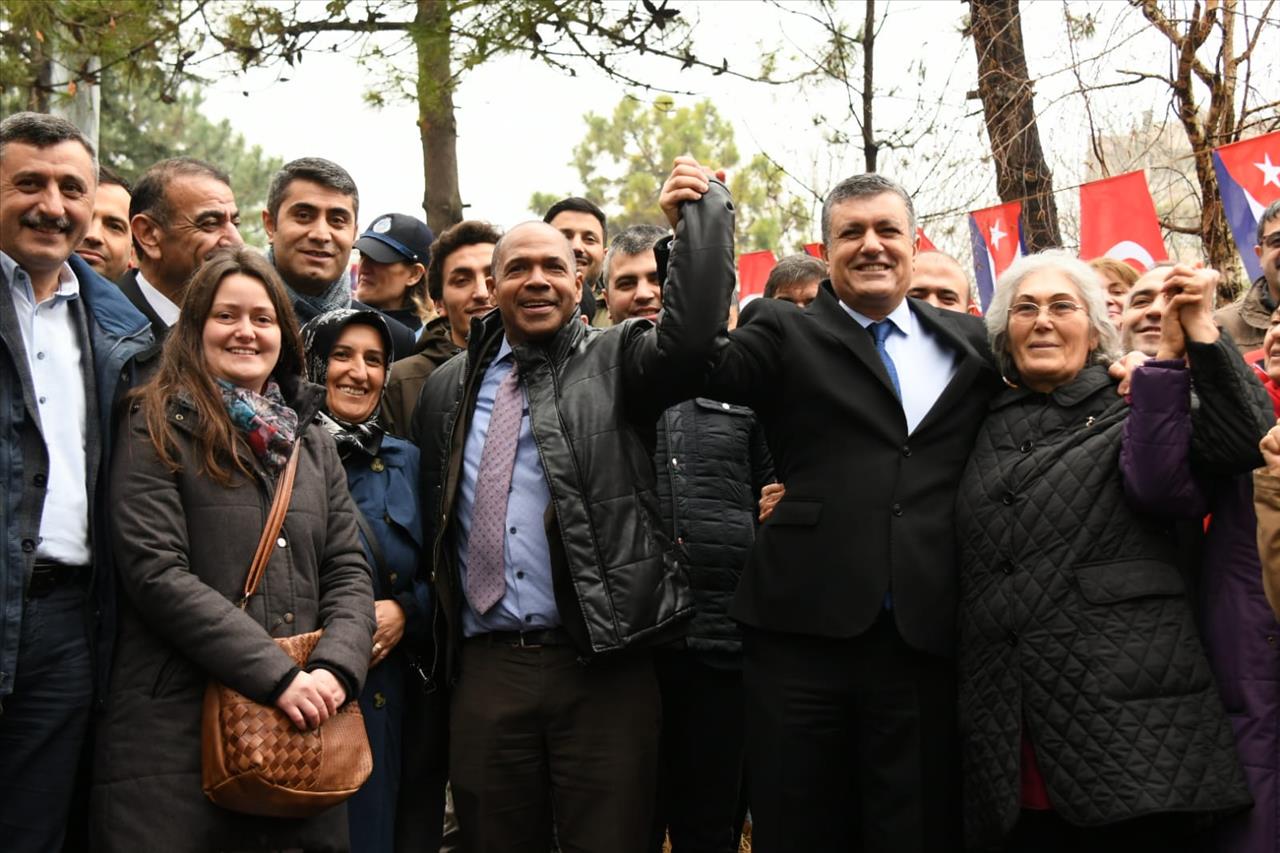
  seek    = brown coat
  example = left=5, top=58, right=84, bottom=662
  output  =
left=381, top=315, right=461, bottom=437
left=1214, top=276, right=1274, bottom=355
left=1254, top=470, right=1280, bottom=620
left=91, top=378, right=375, bottom=853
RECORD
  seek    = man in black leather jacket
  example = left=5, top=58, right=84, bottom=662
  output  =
left=412, top=160, right=734, bottom=853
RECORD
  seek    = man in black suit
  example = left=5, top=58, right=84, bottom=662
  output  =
left=120, top=157, right=242, bottom=340
left=663, top=158, right=1001, bottom=852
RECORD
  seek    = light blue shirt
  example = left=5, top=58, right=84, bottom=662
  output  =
left=839, top=298, right=959, bottom=434
left=455, top=338, right=560, bottom=636
left=2, top=251, right=92, bottom=565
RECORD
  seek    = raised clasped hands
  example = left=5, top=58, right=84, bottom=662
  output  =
left=1155, top=262, right=1220, bottom=361
left=659, top=155, right=727, bottom=229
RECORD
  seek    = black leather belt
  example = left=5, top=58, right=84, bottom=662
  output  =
left=467, top=627, right=571, bottom=648
left=27, top=560, right=88, bottom=599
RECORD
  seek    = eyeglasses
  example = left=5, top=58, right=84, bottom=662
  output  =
left=1007, top=300, right=1085, bottom=322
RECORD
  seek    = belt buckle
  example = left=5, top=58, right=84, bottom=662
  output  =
left=517, top=632, right=543, bottom=649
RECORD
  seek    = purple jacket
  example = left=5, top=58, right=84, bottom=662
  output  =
left=1124, top=358, right=1280, bottom=853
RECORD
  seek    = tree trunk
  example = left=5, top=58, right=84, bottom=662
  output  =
left=861, top=0, right=876, bottom=173
left=968, top=0, right=1061, bottom=251
left=414, top=0, right=463, bottom=234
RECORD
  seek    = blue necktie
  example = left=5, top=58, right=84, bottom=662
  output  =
left=868, top=320, right=901, bottom=399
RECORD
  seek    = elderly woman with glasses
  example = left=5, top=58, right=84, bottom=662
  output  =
left=956, top=250, right=1263, bottom=852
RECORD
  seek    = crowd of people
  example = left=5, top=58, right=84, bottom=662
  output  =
left=2, top=107, right=1280, bottom=853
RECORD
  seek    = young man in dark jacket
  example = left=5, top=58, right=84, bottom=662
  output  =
left=412, top=171, right=733, bottom=853
left=0, top=111, right=155, bottom=853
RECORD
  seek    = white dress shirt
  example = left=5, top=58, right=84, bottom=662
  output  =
left=135, top=269, right=181, bottom=327
left=839, top=297, right=959, bottom=434
left=3, top=252, right=92, bottom=564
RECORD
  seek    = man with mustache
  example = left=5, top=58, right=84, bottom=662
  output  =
left=544, top=196, right=609, bottom=326
left=0, top=112, right=154, bottom=852
left=74, top=165, right=133, bottom=283
left=263, top=157, right=415, bottom=361
left=412, top=173, right=733, bottom=853
left=119, top=157, right=241, bottom=341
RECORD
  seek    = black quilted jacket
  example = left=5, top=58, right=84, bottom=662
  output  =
left=956, top=352, right=1257, bottom=849
left=654, top=398, right=773, bottom=663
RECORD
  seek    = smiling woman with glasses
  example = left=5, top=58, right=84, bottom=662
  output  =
left=953, top=250, right=1266, bottom=851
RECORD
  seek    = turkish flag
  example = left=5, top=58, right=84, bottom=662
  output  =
left=1079, top=171, right=1168, bottom=271
left=1213, top=132, right=1280, bottom=281
left=916, top=227, right=937, bottom=251
left=738, top=250, right=777, bottom=305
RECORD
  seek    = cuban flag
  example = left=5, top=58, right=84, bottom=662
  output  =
left=1079, top=170, right=1168, bottom=271
left=969, top=201, right=1024, bottom=312
left=1213, top=132, right=1280, bottom=282
left=737, top=249, right=777, bottom=307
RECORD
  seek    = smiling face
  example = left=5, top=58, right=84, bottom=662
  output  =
left=1119, top=267, right=1171, bottom=357
left=76, top=181, right=132, bottom=281
left=605, top=249, right=662, bottom=323
left=202, top=273, right=282, bottom=392
left=1006, top=269, right=1098, bottom=393
left=491, top=222, right=582, bottom=345
left=435, top=241, right=495, bottom=349
left=822, top=193, right=915, bottom=320
left=134, top=174, right=242, bottom=295
left=0, top=139, right=96, bottom=285
left=325, top=323, right=386, bottom=424
left=548, top=210, right=604, bottom=284
left=263, top=179, right=357, bottom=294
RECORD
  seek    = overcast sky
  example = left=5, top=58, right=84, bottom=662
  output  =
left=198, top=0, right=1277, bottom=261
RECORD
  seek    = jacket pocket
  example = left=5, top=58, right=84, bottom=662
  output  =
left=1074, top=559, right=1211, bottom=700
left=764, top=499, right=822, bottom=527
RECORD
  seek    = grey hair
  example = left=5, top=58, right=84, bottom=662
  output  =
left=0, top=111, right=96, bottom=169
left=986, top=250, right=1120, bottom=383
left=821, top=174, right=916, bottom=247
left=1259, top=200, right=1280, bottom=244
left=604, top=224, right=668, bottom=288
left=765, top=254, right=827, bottom=298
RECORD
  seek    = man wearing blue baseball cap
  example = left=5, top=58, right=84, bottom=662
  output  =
left=355, top=211, right=434, bottom=335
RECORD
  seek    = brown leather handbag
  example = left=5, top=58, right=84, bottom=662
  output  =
left=201, top=447, right=373, bottom=818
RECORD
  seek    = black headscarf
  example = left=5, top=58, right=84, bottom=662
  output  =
left=300, top=308, right=394, bottom=460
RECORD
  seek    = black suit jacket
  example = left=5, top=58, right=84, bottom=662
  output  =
left=705, top=283, right=1001, bottom=657
left=117, top=269, right=171, bottom=344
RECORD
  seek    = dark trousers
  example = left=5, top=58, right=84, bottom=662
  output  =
left=1003, top=810, right=1201, bottom=853
left=743, top=615, right=960, bottom=853
left=0, top=584, right=93, bottom=853
left=449, top=640, right=661, bottom=853
left=650, top=650, right=745, bottom=853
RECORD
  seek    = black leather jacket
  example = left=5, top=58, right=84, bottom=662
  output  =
left=413, top=183, right=736, bottom=672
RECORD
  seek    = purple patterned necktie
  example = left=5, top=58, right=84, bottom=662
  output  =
left=466, top=363, right=523, bottom=614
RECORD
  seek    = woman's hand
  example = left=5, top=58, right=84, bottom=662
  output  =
left=370, top=599, right=406, bottom=668
left=276, top=669, right=344, bottom=730
left=759, top=482, right=786, bottom=522
left=1261, top=423, right=1280, bottom=477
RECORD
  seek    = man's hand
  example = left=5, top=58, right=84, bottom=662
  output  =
left=1164, top=263, right=1220, bottom=345
left=1261, top=423, right=1280, bottom=477
left=659, top=156, right=725, bottom=229
left=370, top=599, right=406, bottom=668
left=759, top=482, right=785, bottom=522
left=1109, top=350, right=1150, bottom=398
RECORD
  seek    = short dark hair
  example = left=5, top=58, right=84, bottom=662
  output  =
left=764, top=254, right=827, bottom=299
left=98, top=164, right=131, bottom=194
left=129, top=157, right=231, bottom=253
left=603, top=224, right=668, bottom=287
left=543, top=196, right=607, bottom=242
left=1259, top=200, right=1280, bottom=244
left=820, top=174, right=915, bottom=247
left=426, top=220, right=503, bottom=302
left=0, top=111, right=96, bottom=164
left=267, top=157, right=359, bottom=222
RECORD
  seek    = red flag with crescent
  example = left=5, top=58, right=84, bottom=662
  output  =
left=1079, top=171, right=1168, bottom=271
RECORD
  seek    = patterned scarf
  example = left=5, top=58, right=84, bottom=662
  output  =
left=300, top=308, right=392, bottom=460
left=216, top=378, right=299, bottom=476
left=267, top=246, right=352, bottom=322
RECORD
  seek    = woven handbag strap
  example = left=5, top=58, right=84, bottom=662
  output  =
left=239, top=444, right=301, bottom=608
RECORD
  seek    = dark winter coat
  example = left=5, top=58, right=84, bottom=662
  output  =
left=413, top=181, right=735, bottom=673
left=92, top=377, right=376, bottom=853
left=956, top=341, right=1263, bottom=849
left=654, top=398, right=773, bottom=663
left=1215, top=275, right=1274, bottom=355
left=381, top=314, right=463, bottom=437
left=1, top=253, right=155, bottom=704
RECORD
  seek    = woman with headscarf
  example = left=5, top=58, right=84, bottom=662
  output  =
left=95, top=247, right=375, bottom=852
left=957, top=250, right=1266, bottom=852
left=300, top=308, right=443, bottom=853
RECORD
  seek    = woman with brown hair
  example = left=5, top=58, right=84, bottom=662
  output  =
left=91, top=246, right=375, bottom=852
left=1088, top=256, right=1140, bottom=328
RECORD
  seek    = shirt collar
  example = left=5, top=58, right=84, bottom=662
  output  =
left=2, top=251, right=78, bottom=302
left=135, top=268, right=182, bottom=326
left=494, top=336, right=514, bottom=365
left=838, top=296, right=913, bottom=337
